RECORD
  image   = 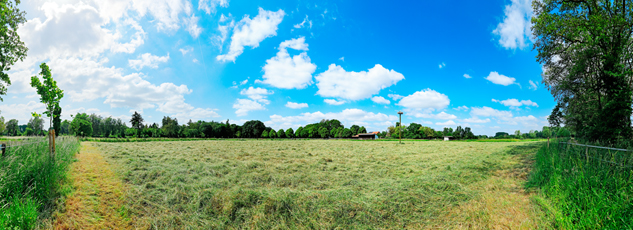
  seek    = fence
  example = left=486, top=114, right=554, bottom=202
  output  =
left=558, top=141, right=633, bottom=169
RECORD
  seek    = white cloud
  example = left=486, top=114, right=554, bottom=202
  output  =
left=260, top=37, right=316, bottom=89
left=339, top=57, right=344, bottom=61
left=397, top=89, right=450, bottom=111
left=388, top=94, right=404, bottom=100
left=0, top=101, right=46, bottom=126
left=436, top=120, right=457, bottom=127
left=131, top=0, right=194, bottom=32
left=470, top=106, right=513, bottom=119
left=529, top=80, right=538, bottom=90
left=198, top=0, right=229, bottom=14
left=316, top=64, right=404, bottom=100
left=485, top=71, right=516, bottom=86
left=439, top=62, right=446, bottom=69
left=216, top=8, right=285, bottom=62
left=293, top=15, right=312, bottom=29
left=179, top=47, right=193, bottom=55
left=463, top=74, right=472, bottom=79
left=286, top=102, right=308, bottom=109
left=266, top=108, right=398, bottom=130
left=462, top=117, right=491, bottom=123
left=128, top=53, right=170, bottom=70
left=173, top=108, right=220, bottom=121
left=371, top=96, right=390, bottom=104
left=233, top=99, right=265, bottom=116
left=192, top=58, right=199, bottom=63
left=240, top=87, right=273, bottom=104
left=492, top=98, right=538, bottom=107
left=324, top=99, right=345, bottom=105
left=184, top=14, right=202, bottom=38
left=493, top=0, right=533, bottom=50
left=414, top=112, right=457, bottom=120
left=454, top=105, right=469, bottom=111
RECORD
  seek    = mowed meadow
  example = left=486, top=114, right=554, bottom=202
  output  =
left=60, top=140, right=550, bottom=229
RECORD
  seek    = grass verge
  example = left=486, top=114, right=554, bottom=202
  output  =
left=0, top=136, right=80, bottom=229
left=527, top=140, right=633, bottom=229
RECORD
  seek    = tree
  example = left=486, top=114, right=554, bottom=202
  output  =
left=514, top=130, right=521, bottom=138
left=453, top=126, right=464, bottom=139
left=6, top=119, right=17, bottom=136
left=0, top=0, right=28, bottom=100
left=286, top=128, right=294, bottom=138
left=318, top=127, right=328, bottom=138
left=71, top=113, right=92, bottom=137
left=162, top=116, right=179, bottom=138
left=350, top=125, right=360, bottom=135
left=53, top=105, right=61, bottom=136
left=0, top=116, right=5, bottom=136
left=269, top=129, right=277, bottom=138
left=330, top=128, right=338, bottom=138
left=295, top=127, right=304, bottom=138
left=534, top=0, right=633, bottom=141
left=358, top=126, right=367, bottom=134
left=31, top=63, right=64, bottom=133
left=341, top=128, right=352, bottom=138
left=277, top=129, right=285, bottom=138
left=130, top=111, right=144, bottom=136
left=27, top=114, right=44, bottom=136
left=261, top=130, right=269, bottom=138
left=464, top=127, right=475, bottom=139
left=242, top=120, right=266, bottom=138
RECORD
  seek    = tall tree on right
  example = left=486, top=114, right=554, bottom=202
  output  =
left=130, top=111, right=144, bottom=136
left=534, top=0, right=633, bottom=141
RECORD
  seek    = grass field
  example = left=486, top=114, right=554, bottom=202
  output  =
left=77, top=140, right=549, bottom=229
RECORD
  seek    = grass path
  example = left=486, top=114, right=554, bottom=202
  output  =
left=52, top=142, right=133, bottom=229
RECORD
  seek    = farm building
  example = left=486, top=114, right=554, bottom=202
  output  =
left=443, top=136, right=455, bottom=141
left=353, top=132, right=380, bottom=140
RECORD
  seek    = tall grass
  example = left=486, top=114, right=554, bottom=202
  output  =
left=527, top=140, right=633, bottom=229
left=0, top=137, right=80, bottom=229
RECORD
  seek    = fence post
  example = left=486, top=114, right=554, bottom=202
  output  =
left=49, top=129, right=56, bottom=161
left=585, top=146, right=589, bottom=163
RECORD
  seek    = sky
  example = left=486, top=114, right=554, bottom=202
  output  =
left=4, top=0, right=551, bottom=136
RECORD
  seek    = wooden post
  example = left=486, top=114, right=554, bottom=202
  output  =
left=1, top=143, right=5, bottom=157
left=49, top=129, right=56, bottom=161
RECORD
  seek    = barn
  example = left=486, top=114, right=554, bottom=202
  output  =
left=354, top=132, right=380, bottom=140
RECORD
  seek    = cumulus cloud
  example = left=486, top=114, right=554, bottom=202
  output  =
left=493, top=0, right=533, bottom=50
left=260, top=37, right=316, bottom=89
left=492, top=98, right=538, bottom=107
left=130, top=0, right=196, bottom=32
left=240, top=87, right=273, bottom=104
left=414, top=112, right=457, bottom=120
left=128, top=53, right=170, bottom=70
left=233, top=99, right=265, bottom=116
left=485, top=71, right=516, bottom=86
left=316, top=64, right=404, bottom=100
left=454, top=105, right=469, bottom=111
left=462, top=117, right=491, bottom=123
left=470, top=106, right=513, bottom=119
left=179, top=46, right=193, bottom=55
left=216, top=8, right=285, bottom=62
left=286, top=102, right=308, bottom=109
left=463, top=74, right=472, bottom=79
left=436, top=120, right=457, bottom=127
left=529, top=80, right=538, bottom=90
left=198, top=0, right=229, bottom=14
left=397, top=89, right=450, bottom=111
left=0, top=101, right=46, bottom=126
left=266, top=108, right=398, bottom=130
left=371, top=96, right=390, bottom=104
left=184, top=14, right=202, bottom=38
left=324, top=99, right=345, bottom=105
left=388, top=94, right=404, bottom=100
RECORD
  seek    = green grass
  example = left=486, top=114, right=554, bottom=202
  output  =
left=527, top=140, right=633, bottom=229
left=0, top=136, right=80, bottom=229
left=93, top=140, right=545, bottom=229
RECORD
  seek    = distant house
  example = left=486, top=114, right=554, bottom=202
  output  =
left=444, top=136, right=454, bottom=141
left=353, top=131, right=380, bottom=140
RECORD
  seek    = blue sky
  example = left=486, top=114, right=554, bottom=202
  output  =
left=5, top=0, right=549, bottom=135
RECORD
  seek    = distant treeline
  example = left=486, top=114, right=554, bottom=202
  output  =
left=2, top=111, right=566, bottom=140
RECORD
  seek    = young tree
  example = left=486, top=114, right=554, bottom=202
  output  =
left=277, top=129, right=286, bottom=138
left=0, top=0, right=28, bottom=100
left=53, top=105, right=61, bottom=136
left=261, top=130, right=269, bottom=138
left=269, top=129, right=277, bottom=138
left=130, top=111, right=144, bottom=136
left=30, top=63, right=64, bottom=133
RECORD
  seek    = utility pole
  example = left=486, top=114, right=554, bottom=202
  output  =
left=398, top=111, right=403, bottom=144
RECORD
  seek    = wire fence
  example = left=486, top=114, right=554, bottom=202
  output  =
left=558, top=141, right=633, bottom=169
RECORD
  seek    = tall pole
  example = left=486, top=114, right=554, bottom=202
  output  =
left=398, top=111, right=403, bottom=144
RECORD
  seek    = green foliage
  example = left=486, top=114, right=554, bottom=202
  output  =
left=318, top=127, right=328, bottom=138
left=285, top=128, right=294, bottom=138
left=534, top=0, right=633, bottom=141
left=26, top=115, right=44, bottom=136
left=350, top=125, right=360, bottom=135
left=0, top=116, right=5, bottom=136
left=268, top=129, right=277, bottom=138
left=0, top=137, right=80, bottom=229
left=30, top=63, right=64, bottom=130
left=71, top=113, right=93, bottom=137
left=528, top=141, right=633, bottom=229
left=0, top=0, right=28, bottom=100
left=242, top=120, right=266, bottom=138
left=130, top=111, right=144, bottom=136
left=277, top=129, right=285, bottom=138
left=358, top=126, right=367, bottom=134
left=53, top=105, right=61, bottom=136
left=161, top=116, right=179, bottom=138
left=261, top=130, right=269, bottom=138
left=5, top=119, right=17, bottom=136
